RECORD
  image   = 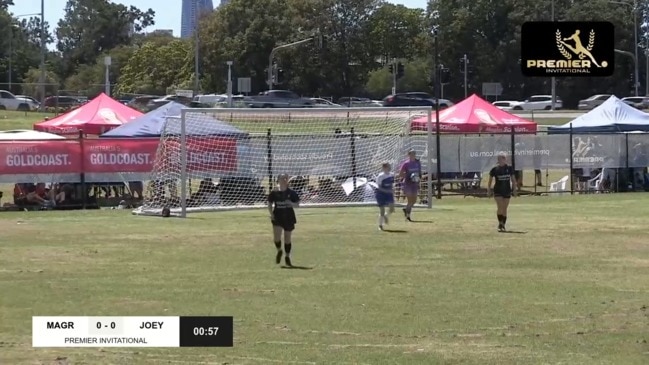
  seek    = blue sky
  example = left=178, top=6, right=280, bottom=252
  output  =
left=10, top=0, right=428, bottom=38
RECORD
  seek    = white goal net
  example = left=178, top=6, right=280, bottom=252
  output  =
left=133, top=107, right=434, bottom=216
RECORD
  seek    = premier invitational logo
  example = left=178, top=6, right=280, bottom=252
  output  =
left=521, top=22, right=614, bottom=77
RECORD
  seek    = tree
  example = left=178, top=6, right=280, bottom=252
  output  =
left=55, top=0, right=155, bottom=80
left=0, top=0, right=13, bottom=10
left=197, top=0, right=296, bottom=93
left=21, top=67, right=59, bottom=99
left=366, top=4, right=425, bottom=62
left=365, top=58, right=431, bottom=98
left=115, top=40, right=193, bottom=95
left=0, top=9, right=50, bottom=92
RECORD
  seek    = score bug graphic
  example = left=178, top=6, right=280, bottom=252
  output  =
left=33, top=316, right=233, bottom=347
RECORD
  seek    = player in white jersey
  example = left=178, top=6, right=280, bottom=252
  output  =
left=375, top=163, right=396, bottom=231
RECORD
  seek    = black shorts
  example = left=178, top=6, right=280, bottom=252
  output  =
left=493, top=191, right=511, bottom=199
left=272, top=219, right=295, bottom=232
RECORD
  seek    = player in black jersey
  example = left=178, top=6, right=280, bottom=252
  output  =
left=267, top=174, right=300, bottom=266
left=487, top=153, right=518, bottom=232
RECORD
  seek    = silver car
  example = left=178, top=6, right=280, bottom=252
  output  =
left=621, top=96, right=649, bottom=109
left=578, top=94, right=611, bottom=110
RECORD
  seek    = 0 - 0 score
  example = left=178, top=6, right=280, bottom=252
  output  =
left=98, top=322, right=116, bottom=329
left=194, top=327, right=219, bottom=336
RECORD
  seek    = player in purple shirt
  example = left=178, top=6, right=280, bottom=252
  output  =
left=398, top=150, right=421, bottom=221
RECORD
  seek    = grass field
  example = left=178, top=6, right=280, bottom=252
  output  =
left=1, top=109, right=576, bottom=133
left=0, top=110, right=54, bottom=130
left=1, top=194, right=648, bottom=364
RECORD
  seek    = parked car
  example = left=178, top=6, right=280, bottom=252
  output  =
left=215, top=95, right=247, bottom=108
left=244, top=90, right=314, bottom=108
left=43, top=96, right=83, bottom=109
left=337, top=97, right=377, bottom=107
left=578, top=94, right=611, bottom=110
left=127, top=95, right=160, bottom=110
left=515, top=95, right=563, bottom=110
left=382, top=92, right=453, bottom=109
left=492, top=101, right=524, bottom=111
left=146, top=95, right=192, bottom=110
left=194, top=94, right=224, bottom=105
left=621, top=96, right=649, bottom=109
left=0, top=90, right=37, bottom=111
left=15, top=95, right=41, bottom=110
left=310, top=98, right=343, bottom=107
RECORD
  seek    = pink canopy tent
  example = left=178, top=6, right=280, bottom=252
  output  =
left=411, top=94, right=537, bottom=133
left=34, top=93, right=142, bottom=135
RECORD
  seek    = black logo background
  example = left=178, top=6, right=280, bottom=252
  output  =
left=521, top=21, right=614, bottom=77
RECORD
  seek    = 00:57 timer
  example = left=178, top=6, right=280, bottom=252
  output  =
left=193, top=327, right=219, bottom=336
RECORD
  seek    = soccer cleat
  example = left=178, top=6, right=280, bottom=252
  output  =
left=275, top=250, right=283, bottom=264
left=379, top=225, right=384, bottom=231
left=498, top=224, right=504, bottom=232
left=285, top=256, right=292, bottom=267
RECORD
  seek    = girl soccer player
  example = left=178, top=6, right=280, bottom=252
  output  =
left=268, top=174, right=300, bottom=266
left=487, top=153, right=517, bottom=232
left=375, top=163, right=395, bottom=231
left=398, top=150, right=421, bottom=221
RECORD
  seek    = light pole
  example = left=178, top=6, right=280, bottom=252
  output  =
left=226, top=61, right=233, bottom=107
left=8, top=27, right=13, bottom=89
left=193, top=11, right=200, bottom=95
left=610, top=0, right=639, bottom=96
left=39, top=0, right=46, bottom=110
left=267, top=37, right=317, bottom=90
left=551, top=0, right=556, bottom=110
left=615, top=49, right=637, bottom=90
left=432, top=28, right=442, bottom=200
left=462, top=54, right=468, bottom=98
left=104, top=56, right=111, bottom=95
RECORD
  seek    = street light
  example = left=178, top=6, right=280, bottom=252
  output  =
left=642, top=21, right=649, bottom=95
left=610, top=0, right=639, bottom=96
left=193, top=11, right=200, bottom=95
left=551, top=0, right=556, bottom=111
left=104, top=56, right=111, bottom=95
left=431, top=26, right=442, bottom=200
left=226, top=61, right=233, bottom=107
left=39, top=0, right=46, bottom=110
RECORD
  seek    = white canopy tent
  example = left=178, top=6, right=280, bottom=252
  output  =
left=548, top=96, right=649, bottom=133
left=0, top=129, right=66, bottom=140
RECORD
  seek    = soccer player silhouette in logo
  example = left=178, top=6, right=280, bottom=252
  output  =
left=560, top=30, right=602, bottom=67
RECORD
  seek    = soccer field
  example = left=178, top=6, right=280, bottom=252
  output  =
left=1, top=194, right=648, bottom=364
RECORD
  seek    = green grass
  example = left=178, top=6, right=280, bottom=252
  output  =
left=0, top=109, right=575, bottom=134
left=1, top=194, right=648, bottom=364
left=0, top=110, right=54, bottom=130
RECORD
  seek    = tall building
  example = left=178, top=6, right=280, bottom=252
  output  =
left=181, top=0, right=214, bottom=39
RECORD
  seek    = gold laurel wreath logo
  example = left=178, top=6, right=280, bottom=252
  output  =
left=556, top=29, right=572, bottom=59
left=579, top=29, right=596, bottom=59
left=587, top=29, right=595, bottom=51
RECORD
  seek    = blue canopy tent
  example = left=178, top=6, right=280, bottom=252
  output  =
left=548, top=96, right=649, bottom=134
left=100, top=102, right=247, bottom=138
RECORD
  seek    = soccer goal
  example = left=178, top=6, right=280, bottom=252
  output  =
left=133, top=107, right=435, bottom=217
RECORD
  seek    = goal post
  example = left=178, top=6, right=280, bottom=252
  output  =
left=133, top=107, right=435, bottom=217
